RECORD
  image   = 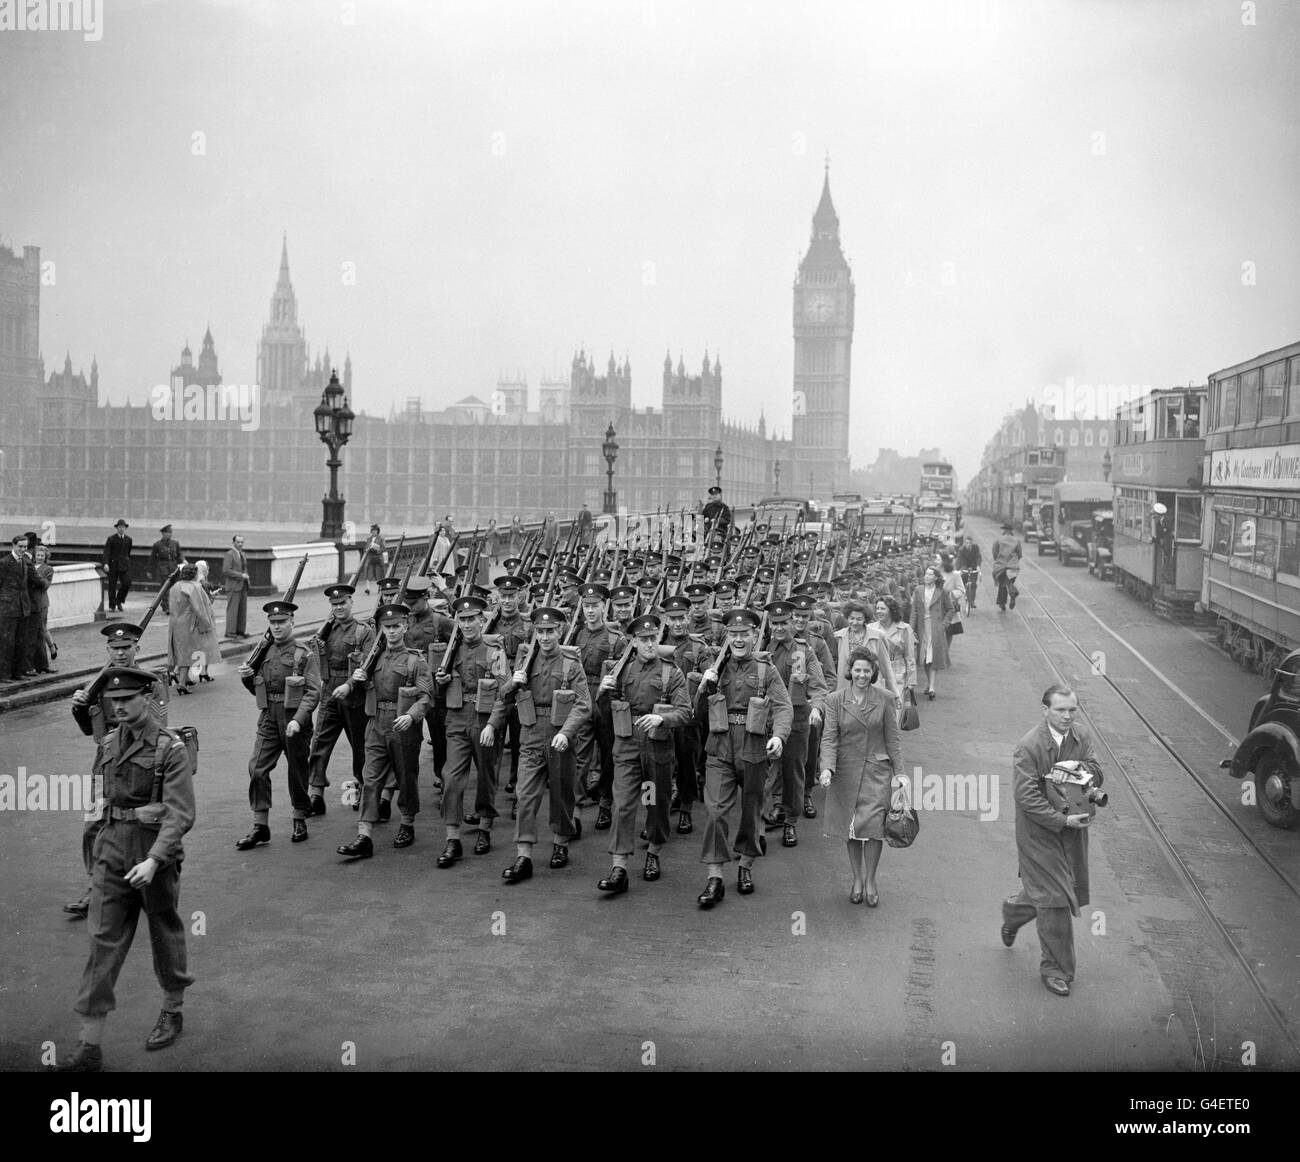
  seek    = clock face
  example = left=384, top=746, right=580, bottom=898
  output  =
left=804, top=293, right=833, bottom=322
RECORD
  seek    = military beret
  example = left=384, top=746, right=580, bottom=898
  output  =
left=629, top=614, right=662, bottom=637
left=684, top=583, right=713, bottom=598
left=609, top=585, right=638, bottom=602
left=765, top=600, right=795, bottom=622
left=100, top=666, right=157, bottom=698
left=263, top=600, right=297, bottom=617
left=579, top=582, right=610, bottom=601
left=531, top=606, right=566, bottom=627
left=451, top=595, right=487, bottom=616
left=723, top=609, right=761, bottom=630
left=661, top=595, right=691, bottom=614
left=324, top=584, right=355, bottom=600
left=101, top=622, right=144, bottom=641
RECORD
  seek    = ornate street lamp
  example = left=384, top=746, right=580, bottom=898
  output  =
left=714, top=443, right=724, bottom=491
left=315, top=369, right=355, bottom=540
left=602, top=421, right=619, bottom=516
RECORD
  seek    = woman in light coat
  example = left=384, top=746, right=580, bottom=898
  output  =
left=818, top=648, right=905, bottom=906
left=169, top=563, right=220, bottom=692
left=833, top=601, right=897, bottom=704
left=910, top=564, right=955, bottom=700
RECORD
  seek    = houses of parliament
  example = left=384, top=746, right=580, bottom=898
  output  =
left=0, top=173, right=854, bottom=528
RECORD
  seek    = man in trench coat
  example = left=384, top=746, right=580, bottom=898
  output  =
left=1001, top=684, right=1101, bottom=996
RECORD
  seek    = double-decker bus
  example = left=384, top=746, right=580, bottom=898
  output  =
left=919, top=460, right=956, bottom=501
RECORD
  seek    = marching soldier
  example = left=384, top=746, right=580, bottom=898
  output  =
left=486, top=607, right=591, bottom=883
left=55, top=667, right=195, bottom=1072
left=595, top=614, right=691, bottom=892
left=608, top=583, right=638, bottom=631
left=761, top=600, right=828, bottom=844
left=660, top=594, right=716, bottom=835
left=570, top=582, right=625, bottom=827
left=792, top=593, right=834, bottom=817
left=433, top=594, right=509, bottom=867
left=64, top=623, right=169, bottom=918
left=337, top=602, right=433, bottom=859
left=401, top=575, right=452, bottom=788
left=235, top=601, right=321, bottom=849
left=684, top=581, right=714, bottom=638
left=695, top=608, right=792, bottom=907
left=306, top=584, right=375, bottom=816
left=487, top=575, right=532, bottom=802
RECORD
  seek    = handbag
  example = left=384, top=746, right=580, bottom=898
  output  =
left=900, top=688, right=920, bottom=731
left=884, top=776, right=920, bottom=848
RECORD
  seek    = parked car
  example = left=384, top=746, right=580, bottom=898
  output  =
left=1221, top=649, right=1300, bottom=829
left=1036, top=503, right=1059, bottom=556
left=1058, top=519, right=1091, bottom=566
left=1087, top=510, right=1114, bottom=579
left=1023, top=519, right=1039, bottom=544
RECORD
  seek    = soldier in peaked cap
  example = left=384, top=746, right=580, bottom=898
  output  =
left=684, top=581, right=714, bottom=639
left=486, top=606, right=590, bottom=883
left=595, top=614, right=691, bottom=892
left=306, top=584, right=376, bottom=818
left=694, top=607, right=793, bottom=908
left=761, top=600, right=828, bottom=845
left=555, top=570, right=583, bottom=615
left=570, top=582, right=625, bottom=826
left=337, top=602, right=433, bottom=860
left=432, top=594, right=509, bottom=867
left=660, top=594, right=717, bottom=835
left=64, top=623, right=170, bottom=919
left=608, top=583, right=638, bottom=632
left=484, top=574, right=532, bottom=805
left=235, top=600, right=321, bottom=850
left=401, top=574, right=453, bottom=788
left=55, top=667, right=195, bottom=1072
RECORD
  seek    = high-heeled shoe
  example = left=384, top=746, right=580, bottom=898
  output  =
left=850, top=888, right=864, bottom=905
left=176, top=685, right=191, bottom=695
left=865, top=888, right=880, bottom=907
left=925, top=689, right=935, bottom=701
left=199, top=673, right=214, bottom=683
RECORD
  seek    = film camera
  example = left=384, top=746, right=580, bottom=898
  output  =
left=1041, top=759, right=1107, bottom=818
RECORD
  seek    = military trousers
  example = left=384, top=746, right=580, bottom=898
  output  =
left=514, top=728, right=579, bottom=845
left=75, top=818, right=193, bottom=1018
left=608, top=730, right=675, bottom=856
left=248, top=703, right=313, bottom=820
left=307, top=691, right=368, bottom=790
left=700, top=724, right=767, bottom=865
left=442, top=707, right=499, bottom=828
left=573, top=694, right=615, bottom=806
left=671, top=723, right=702, bottom=810
left=359, top=709, right=421, bottom=824
left=764, top=708, right=810, bottom=817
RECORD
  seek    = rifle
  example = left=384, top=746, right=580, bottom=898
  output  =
left=693, top=565, right=765, bottom=708
left=384, top=533, right=407, bottom=580
left=311, top=545, right=375, bottom=649
left=437, top=536, right=484, bottom=677
left=245, top=553, right=310, bottom=675
left=84, top=566, right=182, bottom=700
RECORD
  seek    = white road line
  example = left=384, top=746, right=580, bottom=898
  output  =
left=1020, top=554, right=1238, bottom=745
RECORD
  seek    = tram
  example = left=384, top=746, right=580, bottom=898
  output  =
left=1203, top=339, right=1300, bottom=679
left=1110, top=387, right=1207, bottom=618
left=919, top=460, right=955, bottom=502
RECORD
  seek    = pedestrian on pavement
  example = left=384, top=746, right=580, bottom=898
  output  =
left=992, top=523, right=1023, bottom=612
left=53, top=666, right=195, bottom=1073
left=0, top=534, right=34, bottom=682
left=235, top=600, right=322, bottom=849
left=576, top=503, right=594, bottom=549
left=222, top=535, right=251, bottom=638
left=360, top=525, right=387, bottom=594
left=485, top=518, right=500, bottom=566
left=103, top=519, right=132, bottom=612
left=168, top=564, right=220, bottom=693
left=148, top=525, right=185, bottom=614
left=509, top=515, right=525, bottom=558
left=28, top=541, right=54, bottom=672
left=817, top=647, right=903, bottom=906
left=541, top=511, right=559, bottom=556
left=910, top=564, right=955, bottom=700
left=66, top=624, right=170, bottom=920
left=1001, top=684, right=1102, bottom=998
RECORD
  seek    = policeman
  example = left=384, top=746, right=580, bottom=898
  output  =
left=696, top=608, right=792, bottom=907
left=307, top=584, right=375, bottom=816
left=65, top=623, right=170, bottom=918
left=235, top=601, right=321, bottom=849
left=336, top=602, right=433, bottom=859
left=761, top=599, right=828, bottom=844
left=55, top=667, right=195, bottom=1073
left=596, top=614, right=690, bottom=892
left=660, top=594, right=715, bottom=835
left=570, top=583, right=625, bottom=823
left=487, top=606, right=591, bottom=883
left=487, top=575, right=532, bottom=800
left=433, top=594, right=509, bottom=867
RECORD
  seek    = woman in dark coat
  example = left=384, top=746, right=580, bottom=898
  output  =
left=818, top=648, right=905, bottom=906
left=910, top=564, right=955, bottom=700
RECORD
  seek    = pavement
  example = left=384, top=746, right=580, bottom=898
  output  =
left=8, top=526, right=1286, bottom=1072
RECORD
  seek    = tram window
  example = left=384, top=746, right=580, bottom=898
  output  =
left=1175, top=495, right=1202, bottom=542
left=1219, top=376, right=1238, bottom=428
left=1184, top=398, right=1201, bottom=438
left=1262, top=361, right=1286, bottom=422
left=1280, top=522, right=1300, bottom=581
left=1213, top=510, right=1233, bottom=556
left=1289, top=358, right=1300, bottom=420
left=1239, top=369, right=1261, bottom=426
left=1255, top=517, right=1282, bottom=570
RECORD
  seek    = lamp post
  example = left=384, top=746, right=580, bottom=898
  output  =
left=314, top=369, right=355, bottom=541
left=713, top=443, right=723, bottom=492
left=773, top=460, right=781, bottom=493
left=602, top=421, right=619, bottom=516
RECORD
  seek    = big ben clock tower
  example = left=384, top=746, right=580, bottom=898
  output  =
left=792, top=162, right=854, bottom=497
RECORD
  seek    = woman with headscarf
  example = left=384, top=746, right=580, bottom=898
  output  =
left=818, top=648, right=905, bottom=906
left=169, top=562, right=220, bottom=693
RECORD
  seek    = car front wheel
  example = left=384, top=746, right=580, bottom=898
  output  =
left=1256, top=751, right=1299, bottom=830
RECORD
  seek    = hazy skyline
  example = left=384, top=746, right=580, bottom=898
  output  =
left=2, top=0, right=1298, bottom=484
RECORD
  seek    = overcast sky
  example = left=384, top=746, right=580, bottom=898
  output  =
left=2, top=0, right=1297, bottom=483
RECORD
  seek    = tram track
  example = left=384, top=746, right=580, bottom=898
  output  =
left=1012, top=578, right=1300, bottom=1058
